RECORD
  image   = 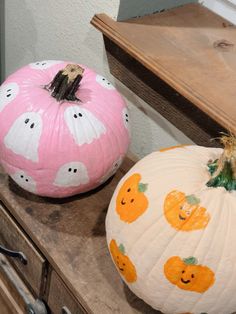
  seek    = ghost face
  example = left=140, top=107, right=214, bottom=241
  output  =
left=54, top=161, right=89, bottom=187
left=29, top=60, right=62, bottom=70
left=11, top=170, right=37, bottom=194
left=4, top=112, right=42, bottom=162
left=96, top=75, right=115, bottom=90
left=64, top=106, right=106, bottom=146
left=0, top=83, right=19, bottom=113
left=122, top=107, right=131, bottom=135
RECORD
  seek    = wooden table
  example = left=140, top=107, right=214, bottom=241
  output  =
left=91, top=3, right=236, bottom=147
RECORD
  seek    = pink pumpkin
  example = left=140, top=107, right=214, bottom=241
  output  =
left=0, top=60, right=130, bottom=197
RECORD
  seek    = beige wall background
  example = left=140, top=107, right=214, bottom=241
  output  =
left=2, top=0, right=235, bottom=157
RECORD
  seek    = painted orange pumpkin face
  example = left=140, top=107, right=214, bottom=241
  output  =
left=164, top=190, right=210, bottom=231
left=164, top=256, right=215, bottom=293
left=109, top=239, right=137, bottom=283
left=116, top=173, right=148, bottom=223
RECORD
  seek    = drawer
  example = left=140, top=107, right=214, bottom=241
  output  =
left=0, top=202, right=46, bottom=296
left=0, top=254, right=47, bottom=314
left=48, top=271, right=87, bottom=314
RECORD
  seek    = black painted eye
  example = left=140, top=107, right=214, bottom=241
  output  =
left=30, top=123, right=35, bottom=129
left=73, top=169, right=77, bottom=173
left=130, top=199, right=134, bottom=203
left=191, top=274, right=195, bottom=278
left=20, top=175, right=24, bottom=178
left=182, top=270, right=185, bottom=273
left=25, top=179, right=29, bottom=182
left=36, top=62, right=40, bottom=65
left=126, top=119, right=129, bottom=122
left=108, top=82, right=110, bottom=85
left=78, top=113, right=82, bottom=117
left=6, top=94, right=11, bottom=97
left=25, top=118, right=29, bottom=124
left=68, top=168, right=72, bottom=172
left=127, top=188, right=131, bottom=192
left=102, top=78, right=105, bottom=81
left=42, top=63, right=46, bottom=65
left=125, top=114, right=128, bottom=117
left=74, top=114, right=78, bottom=118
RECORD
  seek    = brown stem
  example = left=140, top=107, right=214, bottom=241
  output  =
left=46, top=64, right=84, bottom=102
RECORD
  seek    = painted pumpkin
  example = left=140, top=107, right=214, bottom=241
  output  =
left=164, top=256, right=215, bottom=293
left=109, top=239, right=137, bottom=283
left=106, top=136, right=236, bottom=314
left=116, top=173, right=148, bottom=223
left=0, top=61, right=130, bottom=197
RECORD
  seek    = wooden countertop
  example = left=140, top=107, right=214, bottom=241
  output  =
left=0, top=157, right=159, bottom=313
left=91, top=3, right=236, bottom=134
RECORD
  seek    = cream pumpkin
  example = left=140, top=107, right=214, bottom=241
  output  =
left=106, top=137, right=236, bottom=314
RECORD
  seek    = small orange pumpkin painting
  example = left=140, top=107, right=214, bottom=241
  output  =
left=116, top=173, right=148, bottom=223
left=109, top=239, right=137, bottom=283
left=164, top=190, right=210, bottom=231
left=164, top=256, right=215, bottom=293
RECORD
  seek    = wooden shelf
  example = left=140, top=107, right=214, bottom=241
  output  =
left=91, top=3, right=236, bottom=144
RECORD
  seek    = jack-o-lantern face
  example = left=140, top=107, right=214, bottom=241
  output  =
left=164, top=190, right=210, bottom=231
left=109, top=239, right=137, bottom=283
left=164, top=256, right=215, bottom=293
left=116, top=173, right=148, bottom=223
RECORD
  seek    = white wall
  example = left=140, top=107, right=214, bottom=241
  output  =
left=3, top=0, right=196, bottom=158
left=201, top=0, right=236, bottom=24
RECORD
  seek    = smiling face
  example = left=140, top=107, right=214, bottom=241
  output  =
left=109, top=239, right=137, bottom=283
left=0, top=82, right=19, bottom=113
left=116, top=173, right=148, bottom=223
left=4, top=112, right=43, bottom=162
left=164, top=256, right=215, bottom=293
left=64, top=106, right=106, bottom=146
left=164, top=190, right=210, bottom=231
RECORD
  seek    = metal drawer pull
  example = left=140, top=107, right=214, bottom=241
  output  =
left=0, top=244, right=27, bottom=265
left=62, top=306, right=72, bottom=314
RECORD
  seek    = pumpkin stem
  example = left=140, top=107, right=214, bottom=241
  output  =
left=207, top=134, right=236, bottom=191
left=46, top=64, right=84, bottom=102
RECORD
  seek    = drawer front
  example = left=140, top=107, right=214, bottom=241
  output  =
left=0, top=254, right=47, bottom=314
left=0, top=202, right=46, bottom=296
left=48, top=271, right=87, bottom=314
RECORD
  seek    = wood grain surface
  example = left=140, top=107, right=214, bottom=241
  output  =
left=91, top=4, right=236, bottom=134
left=0, top=157, right=160, bottom=314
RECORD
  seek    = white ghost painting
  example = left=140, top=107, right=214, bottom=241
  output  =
left=29, top=60, right=62, bottom=70
left=122, top=107, right=131, bottom=135
left=64, top=106, right=106, bottom=146
left=100, top=157, right=123, bottom=184
left=11, top=170, right=37, bottom=194
left=0, top=82, right=19, bottom=113
left=54, top=161, right=89, bottom=187
left=4, top=112, right=43, bottom=162
left=96, top=74, right=115, bottom=90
